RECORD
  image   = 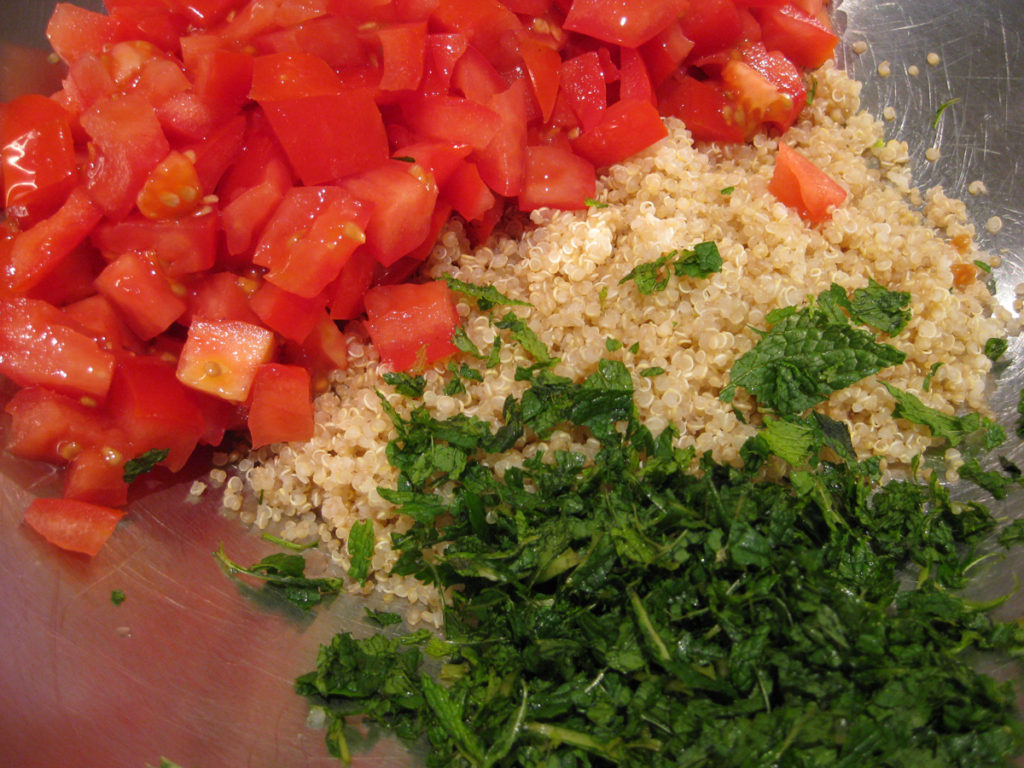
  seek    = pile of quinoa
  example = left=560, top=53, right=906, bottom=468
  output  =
left=219, top=63, right=1018, bottom=626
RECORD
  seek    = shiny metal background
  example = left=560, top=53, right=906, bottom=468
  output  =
left=0, top=2, right=1022, bottom=766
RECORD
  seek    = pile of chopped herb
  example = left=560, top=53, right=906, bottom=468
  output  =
left=218, top=280, right=1024, bottom=766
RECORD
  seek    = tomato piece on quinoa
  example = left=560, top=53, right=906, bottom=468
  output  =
left=769, top=142, right=846, bottom=223
left=363, top=280, right=461, bottom=372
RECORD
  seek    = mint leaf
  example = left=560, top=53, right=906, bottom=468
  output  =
left=883, top=383, right=994, bottom=448
left=495, top=312, right=553, bottom=364
left=848, top=278, right=911, bottom=335
left=985, top=337, right=1008, bottom=362
left=347, top=519, right=375, bottom=585
left=442, top=275, right=530, bottom=311
left=123, top=448, right=168, bottom=483
left=364, top=607, right=403, bottom=627
left=382, top=372, right=426, bottom=398
left=619, top=242, right=723, bottom=294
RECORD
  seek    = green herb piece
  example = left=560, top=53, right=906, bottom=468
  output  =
left=932, top=97, right=961, bottom=129
left=721, top=285, right=907, bottom=416
left=975, top=259, right=993, bottom=273
left=598, top=285, right=608, bottom=309
left=110, top=589, right=126, bottom=606
left=451, top=326, right=484, bottom=359
left=363, top=607, right=403, bottom=628
left=382, top=372, right=426, bottom=398
left=720, top=185, right=735, bottom=195
left=884, top=383, right=1003, bottom=448
left=957, top=458, right=1016, bottom=500
left=640, top=366, right=665, bottom=378
left=985, top=337, right=1009, bottom=362
left=214, top=545, right=344, bottom=610
left=485, top=337, right=502, bottom=369
left=123, top=448, right=169, bottom=483
left=619, top=241, right=723, bottom=294
left=584, top=197, right=608, bottom=208
left=807, top=75, right=818, bottom=103
left=849, top=278, right=911, bottom=335
left=628, top=342, right=640, bottom=354
left=999, top=519, right=1024, bottom=547
left=347, top=520, right=375, bottom=585
left=494, top=311, right=554, bottom=364
left=605, top=337, right=623, bottom=352
left=442, top=275, right=531, bottom=311
left=923, top=361, right=943, bottom=392
left=393, top=155, right=416, bottom=163
left=261, top=532, right=318, bottom=551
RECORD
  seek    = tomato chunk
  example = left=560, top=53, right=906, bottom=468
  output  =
left=519, top=145, right=596, bottom=211
left=23, top=497, right=125, bottom=557
left=93, top=251, right=187, bottom=340
left=564, top=0, right=689, bottom=48
left=364, top=280, right=460, bottom=371
left=176, top=319, right=276, bottom=402
left=769, top=142, right=847, bottom=223
left=247, top=363, right=315, bottom=448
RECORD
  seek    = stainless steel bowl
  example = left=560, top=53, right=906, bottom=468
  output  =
left=1, top=2, right=1021, bottom=766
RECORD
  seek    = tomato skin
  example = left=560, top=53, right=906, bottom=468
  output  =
left=679, top=0, right=745, bottom=56
left=374, top=22, right=428, bottom=92
left=571, top=98, right=668, bottom=168
left=247, top=363, right=315, bottom=448
left=400, top=95, right=503, bottom=152
left=23, top=497, right=125, bottom=557
left=519, top=144, right=596, bottom=211
left=518, top=33, right=562, bottom=123
left=474, top=80, right=530, bottom=198
left=2, top=95, right=79, bottom=224
left=769, top=142, right=846, bottom=223
left=756, top=2, right=838, bottom=70
left=62, top=294, right=141, bottom=353
left=93, top=251, right=187, bottom=340
left=559, top=52, right=608, bottom=133
left=4, top=386, right=116, bottom=464
left=421, top=33, right=469, bottom=95
left=46, top=3, right=123, bottom=65
left=364, top=280, right=460, bottom=371
left=563, top=0, right=689, bottom=48
left=658, top=75, right=748, bottom=143
left=176, top=319, right=277, bottom=402
left=91, top=211, right=219, bottom=277
left=0, top=297, right=116, bottom=400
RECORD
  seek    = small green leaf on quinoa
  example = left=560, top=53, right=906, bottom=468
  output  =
left=605, top=337, right=623, bottom=352
left=495, top=312, right=553, bottom=364
left=110, top=589, right=126, bottom=606
left=884, top=383, right=1004, bottom=449
left=640, top=366, right=666, bottom=378
left=629, top=342, right=640, bottom=354
left=364, top=607, right=404, bottom=627
left=123, top=448, right=169, bottom=484
left=974, top=259, right=993, bottom=273
left=807, top=75, right=818, bottom=104
left=984, top=337, right=1009, bottom=362
left=442, top=275, right=530, bottom=311
left=931, top=97, right=961, bottom=129
left=585, top=197, right=609, bottom=208
left=720, top=185, right=735, bottom=195
left=451, top=325, right=484, bottom=358
left=922, top=361, right=943, bottom=392
left=347, top=520, right=375, bottom=585
left=261, top=532, right=318, bottom=551
left=848, top=278, right=911, bottom=335
left=383, top=372, right=426, bottom=398
left=619, top=242, right=722, bottom=294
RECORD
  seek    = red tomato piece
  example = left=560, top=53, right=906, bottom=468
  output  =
left=176, top=319, right=276, bottom=402
left=363, top=280, right=460, bottom=371
left=374, top=22, right=428, bottom=91
left=23, top=497, right=125, bottom=557
left=442, top=160, right=497, bottom=222
left=284, top=311, right=350, bottom=383
left=638, top=20, right=695, bottom=88
left=559, top=52, right=608, bottom=133
left=80, top=94, right=171, bottom=220
left=658, top=75, right=747, bottom=143
left=769, top=142, right=846, bottom=223
left=343, top=160, right=439, bottom=266
left=571, top=98, right=668, bottom=168
left=93, top=251, right=187, bottom=340
left=757, top=3, right=839, bottom=70
left=474, top=80, right=530, bottom=198
left=563, top=0, right=689, bottom=48
left=328, top=248, right=376, bottom=320
left=519, top=145, right=596, bottom=211
left=401, top=94, right=503, bottom=151
left=618, top=46, right=655, bottom=104
left=2, top=94, right=78, bottom=224
left=45, top=3, right=123, bottom=65
left=252, top=53, right=389, bottom=184
left=679, top=0, right=745, bottom=56
left=421, top=33, right=469, bottom=95
left=187, top=48, right=254, bottom=121
left=249, top=281, right=325, bottom=343
left=256, top=16, right=366, bottom=71
left=518, top=33, right=562, bottom=123
left=221, top=181, right=287, bottom=259
left=184, top=114, right=247, bottom=193
left=107, top=0, right=189, bottom=53
left=136, top=150, right=204, bottom=220
left=0, top=297, right=116, bottom=400
left=430, top=0, right=523, bottom=56
left=186, top=271, right=262, bottom=325
left=247, top=363, right=315, bottom=448
left=5, top=186, right=104, bottom=294
left=451, top=47, right=507, bottom=105
left=106, top=356, right=206, bottom=471
left=62, top=294, right=140, bottom=353
left=393, top=142, right=472, bottom=187
left=91, top=212, right=219, bottom=277
left=63, top=444, right=130, bottom=508
left=4, top=386, right=116, bottom=464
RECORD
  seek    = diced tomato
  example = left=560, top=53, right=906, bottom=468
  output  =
left=283, top=311, right=349, bottom=383
left=4, top=386, right=116, bottom=464
left=421, top=33, right=469, bottom=95
left=571, top=98, right=668, bottom=168
left=62, top=294, right=140, bottom=352
left=5, top=186, right=103, bottom=294
left=2, top=94, right=79, bottom=224
left=474, top=80, right=530, bottom=198
left=363, top=280, right=460, bottom=371
left=23, top=497, right=125, bottom=557
left=106, top=355, right=206, bottom=471
left=26, top=245, right=106, bottom=309
left=247, top=363, right=315, bottom=448
left=559, top=52, right=608, bottom=133
left=46, top=3, right=123, bottom=65
left=393, top=142, right=472, bottom=187
left=80, top=94, right=171, bottom=219
left=186, top=271, right=262, bottom=325
left=107, top=0, right=189, bottom=53
left=328, top=248, right=377, bottom=320
left=518, top=33, right=562, bottom=123
left=563, top=0, right=689, bottom=48
left=185, top=114, right=247, bottom=193
left=442, top=160, right=498, bottom=222
left=519, top=145, right=596, bottom=210
left=63, top=445, right=130, bottom=507
left=430, top=0, right=523, bottom=56
left=176, top=319, right=276, bottom=402
left=618, top=47, right=655, bottom=104
left=658, top=75, right=748, bottom=143
left=451, top=47, right=507, bottom=105
left=769, top=142, right=846, bottom=223
left=93, top=251, right=187, bottom=340
left=757, top=3, right=838, bottom=70
left=256, top=16, right=366, bottom=71
left=136, top=151, right=204, bottom=220
left=401, top=95, right=503, bottom=151
left=0, top=297, right=115, bottom=400
left=373, top=22, right=428, bottom=92
left=638, top=20, right=695, bottom=88
left=91, top=212, right=219, bottom=277
left=187, top=49, right=255, bottom=121
left=252, top=53, right=389, bottom=184
left=343, top=160, right=439, bottom=266
left=679, top=0, right=745, bottom=56
left=249, top=281, right=325, bottom=343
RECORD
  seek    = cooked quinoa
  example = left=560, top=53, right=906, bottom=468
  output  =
left=223, top=63, right=1017, bottom=624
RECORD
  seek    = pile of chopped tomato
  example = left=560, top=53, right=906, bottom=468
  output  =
left=0, top=0, right=837, bottom=555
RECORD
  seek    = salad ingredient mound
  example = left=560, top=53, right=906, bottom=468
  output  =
left=2, top=0, right=839, bottom=554
left=232, top=65, right=1012, bottom=617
